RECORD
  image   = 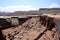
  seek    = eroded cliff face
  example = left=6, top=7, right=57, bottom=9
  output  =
left=1, top=16, right=60, bottom=40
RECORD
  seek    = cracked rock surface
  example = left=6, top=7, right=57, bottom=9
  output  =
left=2, top=17, right=60, bottom=40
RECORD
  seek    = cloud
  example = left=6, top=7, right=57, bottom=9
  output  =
left=49, top=3, right=60, bottom=8
left=0, top=5, right=38, bottom=12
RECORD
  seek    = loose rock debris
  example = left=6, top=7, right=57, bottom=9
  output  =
left=0, top=16, right=60, bottom=40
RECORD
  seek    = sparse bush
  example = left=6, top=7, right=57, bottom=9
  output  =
left=52, top=13, right=57, bottom=15
left=26, top=38, right=30, bottom=40
left=18, top=37, right=22, bottom=40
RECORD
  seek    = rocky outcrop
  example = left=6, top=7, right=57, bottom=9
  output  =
left=1, top=16, right=60, bottom=40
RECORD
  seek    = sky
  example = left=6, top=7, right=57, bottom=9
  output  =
left=0, top=0, right=60, bottom=12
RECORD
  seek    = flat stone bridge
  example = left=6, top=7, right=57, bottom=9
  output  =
left=0, top=15, right=40, bottom=18
left=0, top=14, right=60, bottom=19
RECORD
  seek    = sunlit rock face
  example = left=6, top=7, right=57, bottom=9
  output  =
left=1, top=16, right=60, bottom=40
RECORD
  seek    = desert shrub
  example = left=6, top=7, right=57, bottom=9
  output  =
left=26, top=38, right=30, bottom=40
left=52, top=13, right=56, bottom=15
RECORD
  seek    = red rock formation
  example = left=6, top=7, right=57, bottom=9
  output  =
left=1, top=16, right=60, bottom=40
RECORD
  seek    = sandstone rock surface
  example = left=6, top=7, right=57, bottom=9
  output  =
left=2, top=17, right=60, bottom=40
